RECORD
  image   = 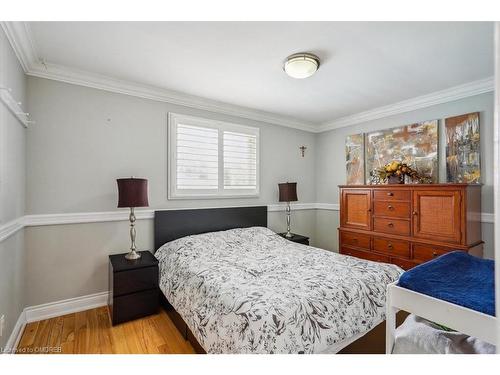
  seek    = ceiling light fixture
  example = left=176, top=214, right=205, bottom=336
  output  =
left=283, top=53, right=320, bottom=79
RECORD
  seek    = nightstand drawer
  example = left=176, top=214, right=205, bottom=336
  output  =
left=113, top=266, right=158, bottom=297
left=109, top=288, right=159, bottom=325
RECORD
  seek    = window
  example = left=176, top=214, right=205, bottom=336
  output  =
left=168, top=113, right=259, bottom=199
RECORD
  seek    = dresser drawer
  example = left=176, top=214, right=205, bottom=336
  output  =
left=340, top=246, right=390, bottom=263
left=412, top=243, right=454, bottom=262
left=340, top=231, right=371, bottom=250
left=373, top=217, right=410, bottom=236
left=373, top=237, right=410, bottom=258
left=373, top=201, right=410, bottom=218
left=390, top=257, right=420, bottom=270
left=373, top=189, right=410, bottom=201
left=113, top=266, right=158, bottom=297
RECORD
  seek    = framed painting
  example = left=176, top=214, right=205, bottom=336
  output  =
left=445, top=112, right=480, bottom=184
left=345, top=133, right=365, bottom=185
left=365, top=120, right=438, bottom=184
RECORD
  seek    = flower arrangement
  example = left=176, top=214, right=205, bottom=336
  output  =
left=372, top=160, right=430, bottom=184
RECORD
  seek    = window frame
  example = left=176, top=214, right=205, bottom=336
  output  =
left=167, top=112, right=260, bottom=199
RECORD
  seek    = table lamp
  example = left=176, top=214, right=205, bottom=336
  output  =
left=117, top=177, right=149, bottom=260
left=278, top=182, right=298, bottom=238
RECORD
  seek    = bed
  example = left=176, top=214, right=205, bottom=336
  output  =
left=386, top=252, right=497, bottom=354
left=154, top=206, right=403, bottom=354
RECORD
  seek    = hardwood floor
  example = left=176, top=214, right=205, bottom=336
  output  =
left=16, top=307, right=195, bottom=354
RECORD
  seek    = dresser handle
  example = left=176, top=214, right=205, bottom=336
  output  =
left=388, top=205, right=394, bottom=210
left=367, top=208, right=372, bottom=212
left=388, top=222, right=394, bottom=228
left=387, top=192, right=394, bottom=196
left=412, top=211, right=418, bottom=215
left=352, top=238, right=358, bottom=243
left=432, top=251, right=438, bottom=257
left=388, top=243, right=393, bottom=249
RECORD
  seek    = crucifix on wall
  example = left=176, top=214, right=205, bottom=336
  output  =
left=299, top=146, right=307, bottom=157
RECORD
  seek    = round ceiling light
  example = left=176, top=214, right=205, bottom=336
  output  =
left=283, top=52, right=320, bottom=79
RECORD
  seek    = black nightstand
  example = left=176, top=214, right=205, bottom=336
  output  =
left=108, top=251, right=159, bottom=325
left=278, top=233, right=310, bottom=245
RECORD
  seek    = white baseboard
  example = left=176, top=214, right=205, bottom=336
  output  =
left=24, top=291, right=109, bottom=323
left=2, top=291, right=109, bottom=353
left=3, top=311, right=26, bottom=354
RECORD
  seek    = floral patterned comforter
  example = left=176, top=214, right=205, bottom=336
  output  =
left=156, top=227, right=402, bottom=353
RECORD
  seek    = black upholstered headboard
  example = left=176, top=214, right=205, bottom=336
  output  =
left=154, top=206, right=268, bottom=251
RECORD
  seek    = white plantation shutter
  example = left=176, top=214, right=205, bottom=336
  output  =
left=168, top=113, right=259, bottom=198
left=175, top=124, right=219, bottom=190
left=223, top=131, right=257, bottom=190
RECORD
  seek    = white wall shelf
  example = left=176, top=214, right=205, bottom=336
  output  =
left=0, top=85, right=34, bottom=128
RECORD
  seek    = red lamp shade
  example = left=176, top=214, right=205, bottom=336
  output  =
left=117, top=178, right=149, bottom=208
left=278, top=182, right=298, bottom=202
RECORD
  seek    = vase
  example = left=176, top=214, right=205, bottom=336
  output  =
left=388, top=175, right=404, bottom=184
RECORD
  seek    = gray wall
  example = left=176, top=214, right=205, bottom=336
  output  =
left=0, top=28, right=27, bottom=349
left=315, top=92, right=495, bottom=259
left=24, top=76, right=317, bottom=306
left=2, top=43, right=494, bottom=315
left=24, top=210, right=318, bottom=306
left=22, top=77, right=496, bottom=308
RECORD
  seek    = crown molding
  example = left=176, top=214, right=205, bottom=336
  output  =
left=0, top=21, right=38, bottom=72
left=2, top=21, right=494, bottom=134
left=27, top=60, right=318, bottom=132
left=317, top=77, right=494, bottom=132
left=1, top=22, right=316, bottom=133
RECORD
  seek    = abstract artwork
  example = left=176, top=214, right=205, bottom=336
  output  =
left=445, top=112, right=480, bottom=184
left=365, top=120, right=438, bottom=184
left=345, top=133, right=365, bottom=185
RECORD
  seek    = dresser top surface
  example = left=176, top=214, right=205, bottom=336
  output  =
left=338, top=183, right=481, bottom=188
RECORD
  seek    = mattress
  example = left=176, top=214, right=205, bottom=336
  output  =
left=398, top=251, right=495, bottom=316
left=156, top=227, right=403, bottom=353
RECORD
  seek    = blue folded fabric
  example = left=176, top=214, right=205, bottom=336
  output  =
left=398, top=251, right=495, bottom=316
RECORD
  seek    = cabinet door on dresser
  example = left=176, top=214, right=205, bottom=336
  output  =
left=412, top=189, right=462, bottom=244
left=340, top=189, right=372, bottom=231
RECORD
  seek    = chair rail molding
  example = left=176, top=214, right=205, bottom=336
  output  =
left=0, top=204, right=492, bottom=239
left=0, top=217, right=25, bottom=242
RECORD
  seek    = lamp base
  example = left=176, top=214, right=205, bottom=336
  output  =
left=285, top=231, right=293, bottom=238
left=125, top=250, right=141, bottom=260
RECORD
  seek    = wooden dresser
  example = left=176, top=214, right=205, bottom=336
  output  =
left=338, top=184, right=483, bottom=269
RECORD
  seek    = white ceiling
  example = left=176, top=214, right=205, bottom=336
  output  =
left=27, top=21, right=494, bottom=126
